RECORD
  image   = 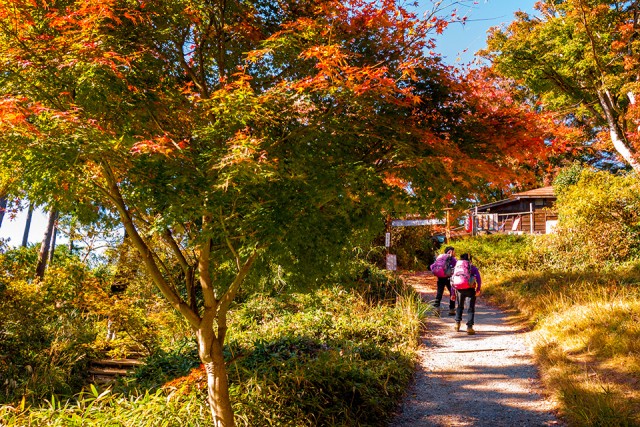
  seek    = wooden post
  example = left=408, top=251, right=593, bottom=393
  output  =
left=474, top=207, right=478, bottom=236
left=445, top=208, right=451, bottom=244
left=530, top=203, right=534, bottom=234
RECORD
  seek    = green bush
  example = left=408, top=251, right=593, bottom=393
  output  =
left=552, top=169, right=640, bottom=264
left=390, top=226, right=435, bottom=271
left=220, top=279, right=422, bottom=426
left=0, top=248, right=98, bottom=403
left=132, top=341, right=201, bottom=391
left=448, top=234, right=554, bottom=272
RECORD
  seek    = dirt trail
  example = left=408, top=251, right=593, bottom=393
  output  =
left=389, top=272, right=564, bottom=427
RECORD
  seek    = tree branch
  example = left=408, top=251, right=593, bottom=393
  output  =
left=100, top=161, right=201, bottom=328
left=216, top=251, right=259, bottom=342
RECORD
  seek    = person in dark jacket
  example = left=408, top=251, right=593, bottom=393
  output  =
left=452, top=253, right=482, bottom=335
left=431, top=246, right=457, bottom=316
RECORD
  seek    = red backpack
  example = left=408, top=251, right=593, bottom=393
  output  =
left=451, top=260, right=476, bottom=290
left=430, top=253, right=453, bottom=278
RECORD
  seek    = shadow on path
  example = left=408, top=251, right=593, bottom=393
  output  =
left=389, top=273, right=564, bottom=427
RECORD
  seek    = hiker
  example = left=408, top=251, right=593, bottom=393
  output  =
left=451, top=253, right=482, bottom=335
left=429, top=245, right=457, bottom=316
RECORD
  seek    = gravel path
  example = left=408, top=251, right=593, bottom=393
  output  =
left=389, top=272, right=564, bottom=427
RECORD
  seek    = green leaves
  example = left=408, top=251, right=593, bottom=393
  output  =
left=482, top=0, right=640, bottom=171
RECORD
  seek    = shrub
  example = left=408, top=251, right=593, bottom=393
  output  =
left=157, top=276, right=424, bottom=426
left=552, top=169, right=640, bottom=264
left=0, top=248, right=98, bottom=403
left=389, top=226, right=435, bottom=271
left=448, top=234, right=553, bottom=272
left=1, top=275, right=425, bottom=426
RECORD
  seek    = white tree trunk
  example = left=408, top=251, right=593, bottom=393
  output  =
left=609, top=126, right=640, bottom=171
left=599, top=90, right=640, bottom=172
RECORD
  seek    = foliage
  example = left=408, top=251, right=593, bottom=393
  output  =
left=482, top=0, right=640, bottom=172
left=0, top=247, right=98, bottom=403
left=448, top=234, right=552, bottom=273
left=90, top=247, right=192, bottom=360
left=168, top=279, right=424, bottom=426
left=132, top=341, right=201, bottom=391
left=552, top=169, right=640, bottom=263
left=0, top=386, right=214, bottom=427
left=458, top=169, right=640, bottom=268
left=0, top=0, right=573, bottom=420
left=552, top=161, right=587, bottom=195
left=388, top=226, right=435, bottom=271
left=0, top=242, right=194, bottom=404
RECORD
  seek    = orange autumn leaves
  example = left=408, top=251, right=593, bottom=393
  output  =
left=0, top=0, right=573, bottom=203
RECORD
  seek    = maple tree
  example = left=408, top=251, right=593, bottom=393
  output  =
left=482, top=0, right=640, bottom=172
left=0, top=0, right=567, bottom=424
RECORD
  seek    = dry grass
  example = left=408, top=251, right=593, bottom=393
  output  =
left=484, top=271, right=640, bottom=426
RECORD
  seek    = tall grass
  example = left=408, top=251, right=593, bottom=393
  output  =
left=453, top=234, right=640, bottom=426
left=0, top=386, right=213, bottom=427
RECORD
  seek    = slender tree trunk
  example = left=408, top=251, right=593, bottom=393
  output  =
left=198, top=330, right=235, bottom=427
left=22, top=203, right=34, bottom=247
left=68, top=222, right=74, bottom=252
left=49, top=218, right=58, bottom=263
left=0, top=196, right=6, bottom=230
left=35, top=209, right=57, bottom=279
left=99, top=163, right=258, bottom=426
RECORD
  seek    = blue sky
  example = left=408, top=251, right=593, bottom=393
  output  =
left=0, top=0, right=538, bottom=248
left=433, top=0, right=537, bottom=65
left=1, top=205, right=50, bottom=248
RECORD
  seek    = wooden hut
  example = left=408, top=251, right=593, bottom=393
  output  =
left=471, top=186, right=557, bottom=235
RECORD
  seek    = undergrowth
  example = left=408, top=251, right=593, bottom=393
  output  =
left=0, top=271, right=428, bottom=426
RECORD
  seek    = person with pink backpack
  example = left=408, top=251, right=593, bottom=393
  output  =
left=429, top=246, right=457, bottom=316
left=450, top=253, right=482, bottom=335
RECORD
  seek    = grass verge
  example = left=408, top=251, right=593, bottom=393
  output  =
left=454, top=235, right=640, bottom=427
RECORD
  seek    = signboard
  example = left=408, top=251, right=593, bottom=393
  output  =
left=386, top=254, right=397, bottom=271
left=385, top=232, right=391, bottom=247
left=391, top=219, right=445, bottom=227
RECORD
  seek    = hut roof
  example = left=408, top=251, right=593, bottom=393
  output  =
left=512, top=186, right=555, bottom=198
left=475, top=186, right=556, bottom=211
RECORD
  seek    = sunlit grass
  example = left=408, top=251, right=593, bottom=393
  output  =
left=453, top=235, right=640, bottom=426
left=487, top=270, right=640, bottom=425
left=0, top=386, right=214, bottom=427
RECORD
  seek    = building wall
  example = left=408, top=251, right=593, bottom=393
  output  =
left=474, top=197, right=557, bottom=235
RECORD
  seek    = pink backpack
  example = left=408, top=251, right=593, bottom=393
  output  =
left=430, top=253, right=453, bottom=278
left=451, top=260, right=476, bottom=289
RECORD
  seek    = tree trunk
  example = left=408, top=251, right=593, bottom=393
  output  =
left=598, top=89, right=640, bottom=172
left=198, top=328, right=235, bottom=427
left=35, top=209, right=57, bottom=279
left=68, top=222, right=74, bottom=252
left=99, top=163, right=258, bottom=426
left=49, top=219, right=58, bottom=263
left=22, top=203, right=34, bottom=247
left=0, top=195, right=6, bottom=230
